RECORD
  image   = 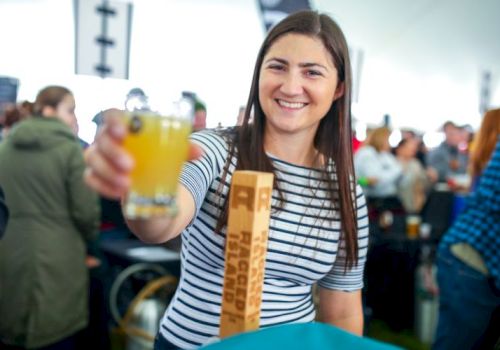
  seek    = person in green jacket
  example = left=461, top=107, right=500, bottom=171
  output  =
left=0, top=85, right=100, bottom=349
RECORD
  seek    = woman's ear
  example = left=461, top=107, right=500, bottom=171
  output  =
left=333, top=82, right=345, bottom=101
left=41, top=106, right=56, bottom=118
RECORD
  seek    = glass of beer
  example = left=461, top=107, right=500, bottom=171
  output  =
left=122, top=97, right=193, bottom=218
left=406, top=215, right=421, bottom=239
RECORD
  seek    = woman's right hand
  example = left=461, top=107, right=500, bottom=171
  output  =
left=84, top=109, right=203, bottom=199
left=84, top=109, right=133, bottom=199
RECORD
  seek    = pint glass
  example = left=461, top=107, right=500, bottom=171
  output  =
left=406, top=215, right=421, bottom=239
left=122, top=98, right=192, bottom=218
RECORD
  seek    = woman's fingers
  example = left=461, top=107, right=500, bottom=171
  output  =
left=95, top=127, right=134, bottom=172
left=86, top=144, right=130, bottom=186
left=84, top=108, right=204, bottom=200
left=84, top=143, right=130, bottom=199
left=84, top=109, right=132, bottom=199
left=188, top=143, right=203, bottom=161
left=103, top=109, right=128, bottom=139
left=84, top=167, right=125, bottom=199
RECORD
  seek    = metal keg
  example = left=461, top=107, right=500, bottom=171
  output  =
left=110, top=263, right=177, bottom=350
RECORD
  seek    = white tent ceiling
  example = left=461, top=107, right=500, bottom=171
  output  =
left=1, top=0, right=499, bottom=137
left=316, top=0, right=500, bottom=82
left=314, top=0, right=500, bottom=127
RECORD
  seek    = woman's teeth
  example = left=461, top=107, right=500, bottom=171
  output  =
left=277, top=100, right=306, bottom=109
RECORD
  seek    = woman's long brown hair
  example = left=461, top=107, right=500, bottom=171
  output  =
left=215, top=10, right=359, bottom=270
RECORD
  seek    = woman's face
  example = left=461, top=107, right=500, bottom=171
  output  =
left=258, top=33, right=342, bottom=139
left=56, top=93, right=78, bottom=135
left=381, top=137, right=391, bottom=152
left=398, top=138, right=419, bottom=157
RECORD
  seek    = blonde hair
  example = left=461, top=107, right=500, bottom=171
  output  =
left=365, top=127, right=391, bottom=152
left=469, top=108, right=500, bottom=178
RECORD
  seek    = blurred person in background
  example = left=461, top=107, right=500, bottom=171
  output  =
left=427, top=121, right=468, bottom=183
left=457, top=124, right=474, bottom=155
left=1, top=103, right=30, bottom=139
left=433, top=108, right=500, bottom=350
left=19, top=100, right=34, bottom=119
left=59, top=100, right=88, bottom=149
left=393, top=137, right=431, bottom=213
left=124, top=87, right=147, bottom=111
left=193, top=99, right=207, bottom=131
left=400, top=128, right=427, bottom=166
left=178, top=91, right=207, bottom=132
left=0, top=85, right=100, bottom=349
left=354, top=126, right=403, bottom=217
left=1, top=104, right=21, bottom=139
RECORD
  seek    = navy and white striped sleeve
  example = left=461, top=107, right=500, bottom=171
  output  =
left=179, top=130, right=228, bottom=217
left=318, top=184, right=369, bottom=291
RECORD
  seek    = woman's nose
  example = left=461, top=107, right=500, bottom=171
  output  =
left=279, top=72, right=303, bottom=96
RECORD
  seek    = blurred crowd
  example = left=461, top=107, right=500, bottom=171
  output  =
left=353, top=111, right=500, bottom=349
left=0, top=83, right=498, bottom=349
left=354, top=120, right=476, bottom=217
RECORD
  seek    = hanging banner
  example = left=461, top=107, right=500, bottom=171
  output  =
left=74, top=0, right=133, bottom=79
left=256, top=0, right=311, bottom=32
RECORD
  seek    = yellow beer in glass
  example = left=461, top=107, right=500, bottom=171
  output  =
left=122, top=100, right=192, bottom=218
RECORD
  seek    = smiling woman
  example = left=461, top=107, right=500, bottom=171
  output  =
left=84, top=10, right=368, bottom=350
left=259, top=33, right=343, bottom=162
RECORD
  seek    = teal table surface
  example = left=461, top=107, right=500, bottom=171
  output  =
left=201, top=322, right=403, bottom=350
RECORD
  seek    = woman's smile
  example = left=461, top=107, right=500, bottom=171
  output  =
left=275, top=99, right=308, bottom=110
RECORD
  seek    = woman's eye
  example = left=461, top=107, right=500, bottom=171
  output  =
left=268, top=64, right=285, bottom=71
left=306, top=70, right=322, bottom=77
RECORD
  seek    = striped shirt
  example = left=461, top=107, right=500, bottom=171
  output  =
left=159, top=129, right=369, bottom=349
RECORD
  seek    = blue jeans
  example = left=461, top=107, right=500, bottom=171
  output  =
left=433, top=247, right=500, bottom=350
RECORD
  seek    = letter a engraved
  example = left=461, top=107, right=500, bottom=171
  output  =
left=231, top=185, right=254, bottom=211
